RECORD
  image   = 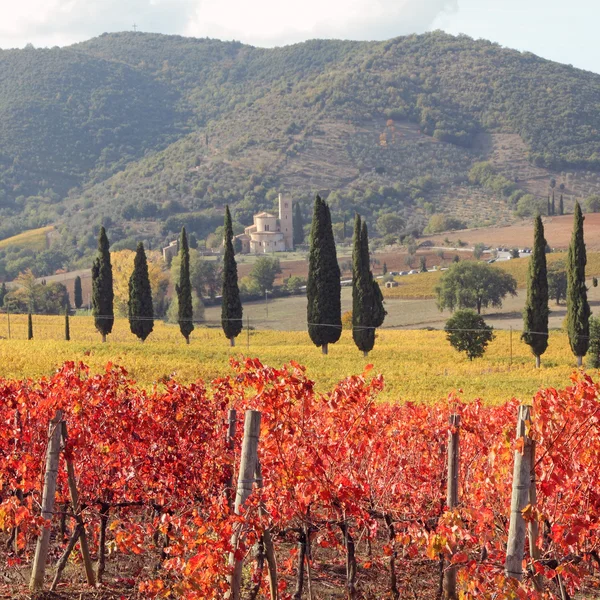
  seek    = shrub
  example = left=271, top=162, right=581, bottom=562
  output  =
left=444, top=309, right=495, bottom=360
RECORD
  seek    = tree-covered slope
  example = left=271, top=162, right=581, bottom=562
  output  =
left=3, top=30, right=600, bottom=277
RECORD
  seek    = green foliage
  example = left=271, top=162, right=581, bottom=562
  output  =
left=548, top=262, right=567, bottom=305
left=221, top=206, right=243, bottom=343
left=585, top=195, right=600, bottom=213
left=250, top=257, right=282, bottom=293
left=522, top=215, right=549, bottom=361
left=91, top=227, right=114, bottom=340
left=176, top=228, right=194, bottom=342
left=559, top=195, right=564, bottom=215
left=424, top=213, right=466, bottom=234
left=74, top=275, right=83, bottom=309
left=445, top=309, right=494, bottom=360
left=352, top=215, right=386, bottom=355
left=436, top=261, right=517, bottom=314
left=283, top=275, right=306, bottom=294
left=167, top=292, right=205, bottom=325
left=376, top=213, right=405, bottom=237
left=307, top=195, right=341, bottom=353
left=566, top=202, right=590, bottom=360
left=128, top=243, right=154, bottom=342
left=473, top=243, right=485, bottom=260
left=587, top=316, right=600, bottom=369
left=0, top=282, right=6, bottom=307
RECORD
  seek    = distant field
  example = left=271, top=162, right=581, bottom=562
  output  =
left=420, top=213, right=600, bottom=251
left=0, top=225, right=53, bottom=251
left=382, top=252, right=600, bottom=299
left=0, top=314, right=595, bottom=405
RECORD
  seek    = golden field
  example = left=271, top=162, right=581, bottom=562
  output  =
left=382, top=251, right=600, bottom=299
left=0, top=314, right=589, bottom=405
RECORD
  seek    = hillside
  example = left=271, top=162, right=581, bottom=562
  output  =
left=3, top=31, right=600, bottom=278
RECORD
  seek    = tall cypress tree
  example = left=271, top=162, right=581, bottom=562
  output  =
left=559, top=194, right=564, bottom=215
left=221, top=206, right=243, bottom=346
left=65, top=308, right=70, bottom=341
left=91, top=226, right=114, bottom=343
left=307, top=195, right=341, bottom=354
left=551, top=191, right=556, bottom=216
left=547, top=196, right=551, bottom=216
left=293, top=203, right=304, bottom=247
left=567, top=202, right=590, bottom=366
left=522, top=215, right=549, bottom=367
left=128, top=242, right=154, bottom=342
left=177, top=227, right=194, bottom=344
left=0, top=282, right=6, bottom=307
left=73, top=275, right=83, bottom=309
left=352, top=216, right=386, bottom=356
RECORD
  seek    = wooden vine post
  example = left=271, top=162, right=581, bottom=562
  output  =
left=443, top=413, right=460, bottom=599
left=226, top=409, right=237, bottom=510
left=30, top=410, right=63, bottom=593
left=229, top=410, right=261, bottom=600
left=505, top=405, right=533, bottom=581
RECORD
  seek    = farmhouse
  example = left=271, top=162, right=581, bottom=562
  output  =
left=236, top=193, right=293, bottom=253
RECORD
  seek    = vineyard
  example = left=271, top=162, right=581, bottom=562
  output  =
left=1, top=360, right=600, bottom=599
left=0, top=315, right=592, bottom=403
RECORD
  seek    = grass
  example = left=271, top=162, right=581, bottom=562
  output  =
left=382, top=251, right=600, bottom=299
left=0, top=314, right=591, bottom=405
left=0, top=226, right=53, bottom=251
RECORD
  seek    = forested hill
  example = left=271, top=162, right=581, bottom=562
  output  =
left=2, top=30, right=600, bottom=276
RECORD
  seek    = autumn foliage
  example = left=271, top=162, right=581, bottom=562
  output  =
left=0, top=360, right=599, bottom=598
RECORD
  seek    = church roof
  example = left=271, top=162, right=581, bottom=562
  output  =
left=254, top=211, right=277, bottom=218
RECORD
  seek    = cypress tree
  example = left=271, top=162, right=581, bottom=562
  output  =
left=65, top=308, right=70, bottom=341
left=551, top=191, right=556, bottom=216
left=307, top=195, right=341, bottom=354
left=27, top=313, right=33, bottom=340
left=522, top=215, right=549, bottom=367
left=128, top=242, right=154, bottom=342
left=0, top=282, right=7, bottom=307
left=547, top=196, right=551, bottom=216
left=91, top=226, right=114, bottom=343
left=559, top=194, right=564, bottom=215
left=567, top=202, right=590, bottom=366
left=74, top=275, right=83, bottom=309
left=352, top=216, right=387, bottom=357
left=221, top=206, right=243, bottom=346
left=293, top=203, right=304, bottom=247
left=176, top=227, right=194, bottom=344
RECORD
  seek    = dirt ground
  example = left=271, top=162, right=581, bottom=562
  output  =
left=419, top=213, right=600, bottom=251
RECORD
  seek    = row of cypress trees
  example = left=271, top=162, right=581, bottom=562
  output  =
left=522, top=202, right=590, bottom=367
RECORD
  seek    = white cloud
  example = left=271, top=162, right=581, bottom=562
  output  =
left=0, top=0, right=457, bottom=48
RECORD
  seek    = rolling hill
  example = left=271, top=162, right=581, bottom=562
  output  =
left=2, top=30, right=600, bottom=279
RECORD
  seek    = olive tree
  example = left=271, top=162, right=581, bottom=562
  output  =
left=445, top=310, right=495, bottom=360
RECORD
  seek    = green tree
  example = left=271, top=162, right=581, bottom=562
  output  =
left=65, top=307, right=70, bottom=341
left=176, top=228, right=194, bottom=344
left=522, top=215, right=549, bottom=367
left=91, top=226, right=114, bottom=343
left=566, top=202, right=590, bottom=366
left=293, top=203, right=304, bottom=247
left=559, top=194, right=564, bottom=215
left=352, top=215, right=386, bottom=356
left=221, top=206, right=243, bottom=346
left=420, top=256, right=427, bottom=272
left=250, top=256, right=282, bottom=293
left=436, top=261, right=517, bottom=314
left=73, top=275, right=83, bottom=309
left=128, top=242, right=154, bottom=342
left=585, top=195, right=600, bottom=213
left=27, top=313, right=33, bottom=340
left=376, top=213, right=405, bottom=237
left=382, top=262, right=387, bottom=275
left=548, top=262, right=567, bottom=305
left=0, top=282, right=6, bottom=307
left=473, top=243, right=485, bottom=260
left=307, top=195, right=341, bottom=355
left=551, top=192, right=556, bottom=216
left=587, top=317, right=600, bottom=369
left=445, top=309, right=494, bottom=360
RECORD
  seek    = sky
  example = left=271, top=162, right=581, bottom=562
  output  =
left=0, top=0, right=598, bottom=73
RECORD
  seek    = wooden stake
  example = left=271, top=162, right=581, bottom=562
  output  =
left=226, top=409, right=237, bottom=511
left=30, top=410, right=63, bottom=593
left=229, top=410, right=261, bottom=600
left=528, top=440, right=542, bottom=590
left=505, top=405, right=533, bottom=581
left=444, top=414, right=460, bottom=599
left=61, top=422, right=96, bottom=586
left=50, top=524, right=82, bottom=591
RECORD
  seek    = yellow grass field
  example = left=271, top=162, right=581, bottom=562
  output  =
left=0, top=225, right=53, bottom=251
left=0, top=314, right=589, bottom=405
left=382, top=251, right=600, bottom=299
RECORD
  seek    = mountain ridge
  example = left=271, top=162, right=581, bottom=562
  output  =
left=2, top=30, right=600, bottom=278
